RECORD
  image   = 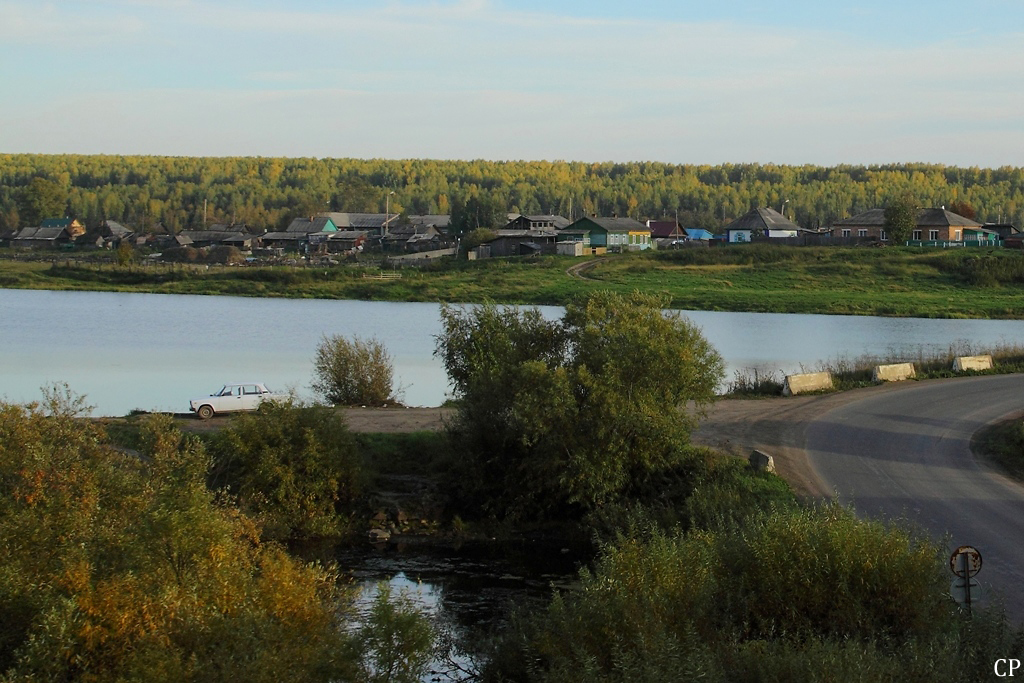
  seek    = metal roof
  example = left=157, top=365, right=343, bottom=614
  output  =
left=568, top=216, right=648, bottom=232
left=833, top=208, right=983, bottom=228
left=723, top=207, right=802, bottom=233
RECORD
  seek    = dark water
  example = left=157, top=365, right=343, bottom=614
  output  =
left=311, top=539, right=588, bottom=680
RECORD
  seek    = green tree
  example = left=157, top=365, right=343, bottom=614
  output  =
left=18, top=177, right=67, bottom=226
left=312, top=335, right=397, bottom=406
left=883, top=195, right=918, bottom=244
left=436, top=291, right=724, bottom=521
left=460, top=227, right=497, bottom=250
left=115, top=240, right=134, bottom=266
left=450, top=193, right=508, bottom=237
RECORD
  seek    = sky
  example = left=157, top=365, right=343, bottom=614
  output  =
left=1, top=0, right=1022, bottom=166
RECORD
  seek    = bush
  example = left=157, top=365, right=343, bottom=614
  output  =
left=436, top=291, right=724, bottom=522
left=486, top=505, right=1019, bottom=683
left=162, top=245, right=202, bottom=262
left=208, top=400, right=363, bottom=539
left=0, top=394, right=360, bottom=682
left=207, top=244, right=245, bottom=264
left=312, top=335, right=397, bottom=406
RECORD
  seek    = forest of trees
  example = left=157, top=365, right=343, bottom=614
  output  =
left=2, top=154, right=1023, bottom=235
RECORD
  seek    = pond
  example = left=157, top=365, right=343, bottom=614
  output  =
left=4, top=288, right=1024, bottom=415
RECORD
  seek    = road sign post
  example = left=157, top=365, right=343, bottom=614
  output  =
left=950, top=545, right=983, bottom=615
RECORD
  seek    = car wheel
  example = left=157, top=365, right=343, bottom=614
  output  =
left=197, top=405, right=214, bottom=420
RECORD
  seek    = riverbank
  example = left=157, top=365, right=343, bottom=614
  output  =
left=4, top=244, right=1024, bottom=318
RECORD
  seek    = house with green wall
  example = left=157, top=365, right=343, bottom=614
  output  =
left=561, top=216, right=650, bottom=253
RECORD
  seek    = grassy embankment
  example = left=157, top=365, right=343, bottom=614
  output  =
left=3, top=243, right=1024, bottom=318
left=975, top=415, right=1024, bottom=479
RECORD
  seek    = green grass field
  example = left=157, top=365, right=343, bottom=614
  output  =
left=3, top=244, right=1024, bottom=318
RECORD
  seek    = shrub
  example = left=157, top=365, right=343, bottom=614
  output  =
left=207, top=245, right=245, bottom=264
left=487, top=505, right=1017, bottom=683
left=208, top=400, right=363, bottom=539
left=162, top=245, right=202, bottom=262
left=0, top=396, right=359, bottom=682
left=312, top=335, right=397, bottom=406
left=436, top=291, right=724, bottom=522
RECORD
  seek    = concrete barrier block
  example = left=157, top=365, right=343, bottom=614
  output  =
left=749, top=450, right=776, bottom=473
left=873, top=362, right=916, bottom=382
left=782, top=371, right=833, bottom=396
left=953, top=355, right=993, bottom=372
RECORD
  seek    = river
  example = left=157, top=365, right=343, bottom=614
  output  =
left=3, top=288, right=1024, bottom=415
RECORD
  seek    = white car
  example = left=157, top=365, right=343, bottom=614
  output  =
left=189, top=383, right=286, bottom=419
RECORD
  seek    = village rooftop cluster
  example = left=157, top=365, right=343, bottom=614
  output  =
left=4, top=205, right=1021, bottom=261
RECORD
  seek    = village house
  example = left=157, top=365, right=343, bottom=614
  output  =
left=477, top=229, right=559, bottom=257
left=382, top=223, right=441, bottom=252
left=92, top=220, right=134, bottom=248
left=319, top=212, right=400, bottom=236
left=330, top=230, right=369, bottom=252
left=503, top=214, right=570, bottom=231
left=561, top=216, right=651, bottom=253
left=722, top=207, right=803, bottom=243
left=263, top=216, right=337, bottom=249
left=41, top=217, right=86, bottom=238
left=11, top=226, right=73, bottom=249
left=830, top=208, right=999, bottom=243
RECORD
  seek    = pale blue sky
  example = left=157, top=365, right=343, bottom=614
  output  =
left=1, top=0, right=1022, bottom=165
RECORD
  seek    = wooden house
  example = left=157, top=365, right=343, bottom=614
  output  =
left=264, top=216, right=338, bottom=249
left=646, top=220, right=685, bottom=240
left=41, top=218, right=86, bottom=238
left=504, top=214, right=570, bottom=231
left=722, top=208, right=801, bottom=243
left=319, top=212, right=399, bottom=236
left=830, top=208, right=995, bottom=243
left=482, top=229, right=559, bottom=257
left=12, top=226, right=73, bottom=248
left=561, top=216, right=650, bottom=253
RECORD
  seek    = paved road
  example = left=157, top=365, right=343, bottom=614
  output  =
left=806, top=374, right=1024, bottom=620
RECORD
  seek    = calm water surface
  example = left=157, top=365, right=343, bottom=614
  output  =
left=3, top=288, right=1024, bottom=415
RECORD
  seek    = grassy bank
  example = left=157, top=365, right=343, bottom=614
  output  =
left=3, top=244, right=1024, bottom=318
left=975, top=415, right=1024, bottom=479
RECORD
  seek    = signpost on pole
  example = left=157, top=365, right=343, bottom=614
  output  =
left=949, top=545, right=983, bottom=615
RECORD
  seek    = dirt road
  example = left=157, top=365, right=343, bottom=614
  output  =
left=175, top=384, right=916, bottom=500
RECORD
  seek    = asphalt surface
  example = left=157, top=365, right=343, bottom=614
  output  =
left=806, top=374, right=1024, bottom=621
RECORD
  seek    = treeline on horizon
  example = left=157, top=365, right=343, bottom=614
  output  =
left=1, top=153, right=1023, bottom=234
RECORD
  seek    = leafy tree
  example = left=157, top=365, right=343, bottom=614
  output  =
left=883, top=194, right=918, bottom=244
left=450, top=193, right=508, bottom=237
left=115, top=240, right=134, bottom=266
left=312, top=334, right=397, bottom=406
left=948, top=199, right=977, bottom=221
left=17, top=177, right=66, bottom=226
left=436, top=291, right=724, bottom=521
left=460, top=227, right=497, bottom=250
left=209, top=400, right=363, bottom=539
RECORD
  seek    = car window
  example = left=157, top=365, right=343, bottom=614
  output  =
left=243, top=385, right=259, bottom=395
left=218, top=386, right=232, bottom=396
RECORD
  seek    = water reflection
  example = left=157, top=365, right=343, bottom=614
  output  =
left=329, top=540, right=585, bottom=681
